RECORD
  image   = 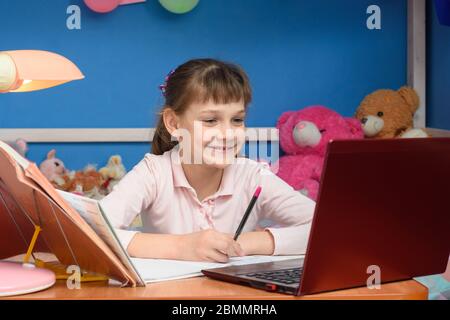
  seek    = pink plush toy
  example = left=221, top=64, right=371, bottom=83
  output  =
left=275, top=105, right=364, bottom=200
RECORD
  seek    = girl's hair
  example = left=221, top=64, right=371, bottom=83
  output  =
left=152, top=58, right=252, bottom=155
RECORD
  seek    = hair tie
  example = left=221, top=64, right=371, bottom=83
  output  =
left=159, top=69, right=176, bottom=97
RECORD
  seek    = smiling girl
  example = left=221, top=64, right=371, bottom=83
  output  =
left=100, top=58, right=316, bottom=262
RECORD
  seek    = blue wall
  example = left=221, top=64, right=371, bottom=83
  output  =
left=1, top=0, right=408, bottom=170
left=427, top=1, right=450, bottom=130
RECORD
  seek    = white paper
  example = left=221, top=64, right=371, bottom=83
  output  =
left=132, top=255, right=304, bottom=283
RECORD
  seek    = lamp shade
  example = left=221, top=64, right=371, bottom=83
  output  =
left=0, top=50, right=84, bottom=93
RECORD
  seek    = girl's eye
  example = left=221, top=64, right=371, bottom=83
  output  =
left=203, top=119, right=217, bottom=124
left=232, top=118, right=244, bottom=124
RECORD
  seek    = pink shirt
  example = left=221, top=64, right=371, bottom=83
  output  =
left=99, top=147, right=316, bottom=255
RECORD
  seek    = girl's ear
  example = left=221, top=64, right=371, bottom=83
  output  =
left=162, top=108, right=180, bottom=137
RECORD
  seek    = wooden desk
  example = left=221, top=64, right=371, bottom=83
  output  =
left=4, top=277, right=428, bottom=300
left=2, top=253, right=429, bottom=300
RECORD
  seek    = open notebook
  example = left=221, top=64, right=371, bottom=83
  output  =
left=0, top=140, right=302, bottom=285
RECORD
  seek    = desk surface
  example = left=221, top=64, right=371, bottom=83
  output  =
left=2, top=253, right=429, bottom=300
left=5, top=277, right=428, bottom=300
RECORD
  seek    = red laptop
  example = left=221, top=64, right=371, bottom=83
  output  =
left=202, top=138, right=450, bottom=296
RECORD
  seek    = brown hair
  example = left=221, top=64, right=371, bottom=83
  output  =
left=152, top=58, right=252, bottom=155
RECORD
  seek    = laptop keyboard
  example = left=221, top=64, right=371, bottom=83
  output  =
left=242, top=267, right=303, bottom=285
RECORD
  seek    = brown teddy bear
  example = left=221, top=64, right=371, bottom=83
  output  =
left=355, top=86, right=428, bottom=139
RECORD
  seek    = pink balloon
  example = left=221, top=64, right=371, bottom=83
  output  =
left=84, top=0, right=121, bottom=13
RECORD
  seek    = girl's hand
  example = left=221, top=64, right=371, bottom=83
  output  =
left=178, top=229, right=245, bottom=263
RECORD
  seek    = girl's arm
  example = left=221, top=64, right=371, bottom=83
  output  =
left=246, top=163, right=316, bottom=256
left=127, top=233, right=182, bottom=259
left=236, top=230, right=275, bottom=256
left=128, top=229, right=244, bottom=262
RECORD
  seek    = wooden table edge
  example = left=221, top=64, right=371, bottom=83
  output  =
left=3, top=279, right=429, bottom=300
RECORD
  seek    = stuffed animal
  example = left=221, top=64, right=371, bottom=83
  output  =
left=355, top=86, right=428, bottom=139
left=99, top=155, right=126, bottom=194
left=275, top=105, right=364, bottom=200
left=68, top=165, right=105, bottom=200
left=39, top=149, right=73, bottom=190
left=38, top=150, right=119, bottom=199
left=6, top=138, right=28, bottom=158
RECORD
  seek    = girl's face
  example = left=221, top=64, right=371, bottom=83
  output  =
left=169, top=100, right=246, bottom=168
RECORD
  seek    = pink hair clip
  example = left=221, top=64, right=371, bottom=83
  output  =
left=159, top=69, right=176, bottom=97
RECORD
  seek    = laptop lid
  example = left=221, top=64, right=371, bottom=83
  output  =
left=298, top=138, right=450, bottom=295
